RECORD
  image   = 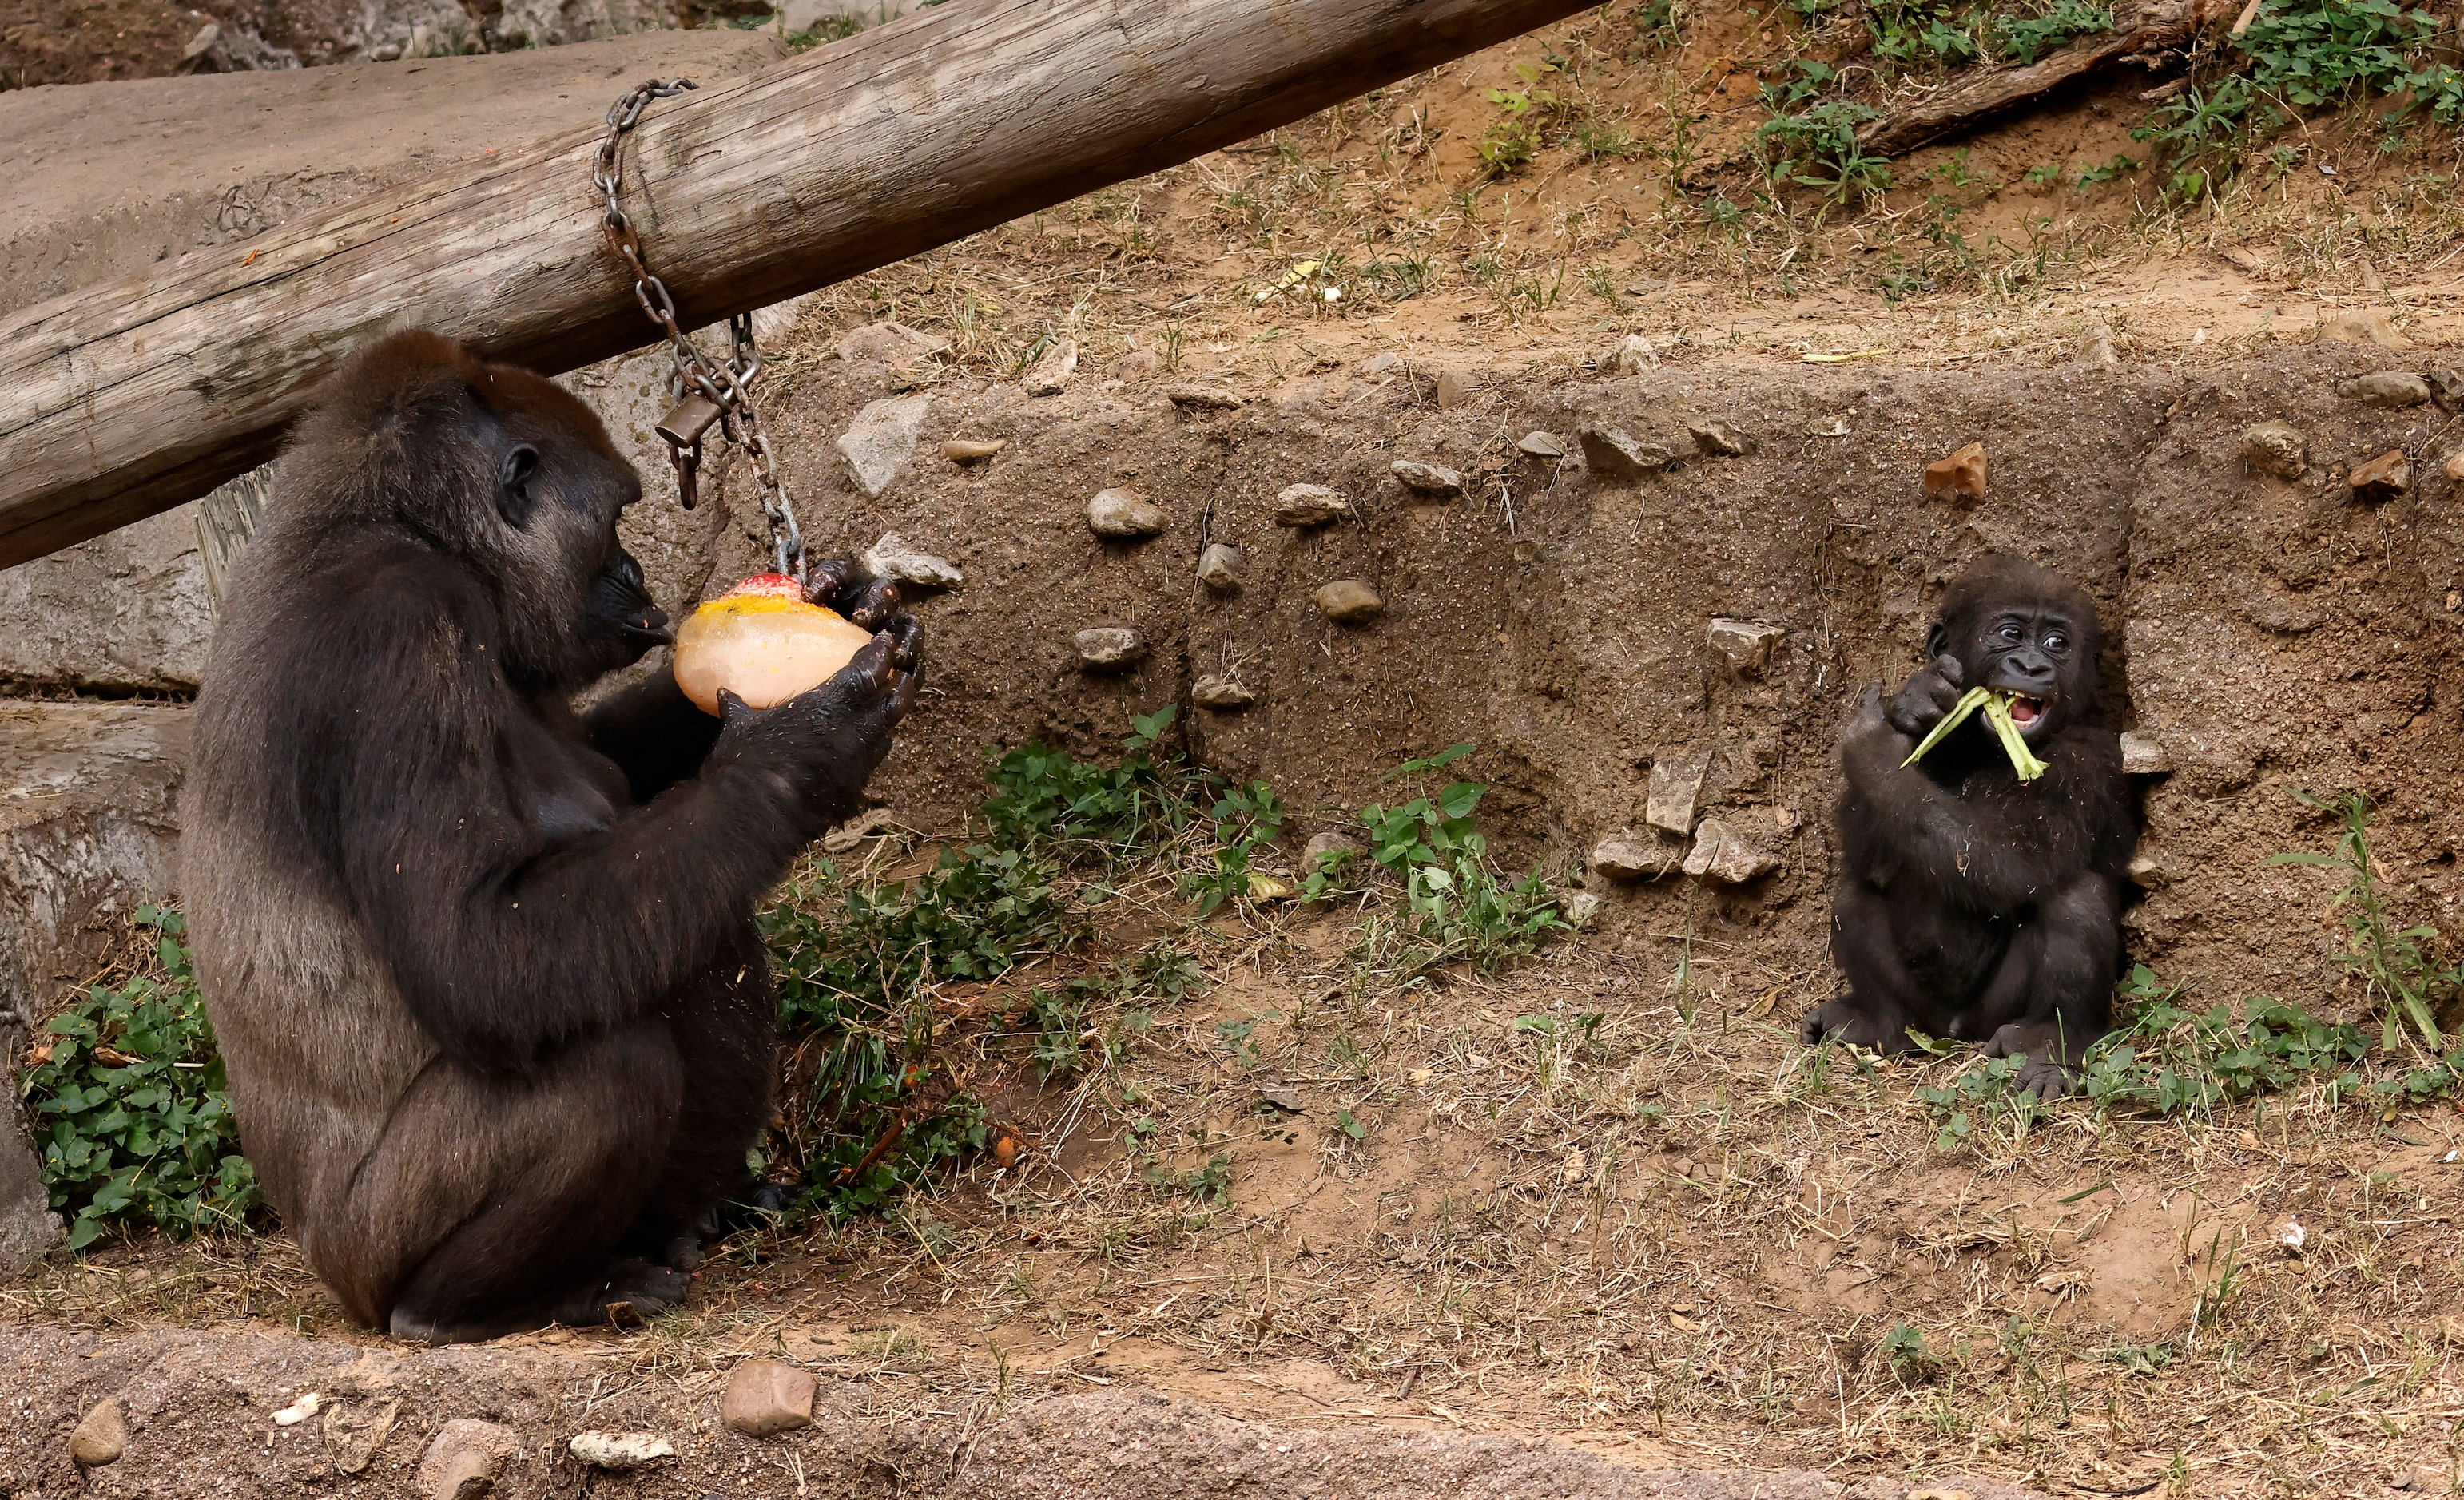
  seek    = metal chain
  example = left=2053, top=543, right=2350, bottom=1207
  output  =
left=593, top=78, right=803, bottom=577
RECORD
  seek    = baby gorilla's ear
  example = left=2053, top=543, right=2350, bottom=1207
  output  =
left=497, top=445, right=541, bottom=528
left=1925, top=622, right=1949, bottom=660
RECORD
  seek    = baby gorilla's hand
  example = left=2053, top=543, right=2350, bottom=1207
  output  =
left=801, top=555, right=904, bottom=630
left=1886, top=653, right=1966, bottom=739
left=713, top=621, right=922, bottom=831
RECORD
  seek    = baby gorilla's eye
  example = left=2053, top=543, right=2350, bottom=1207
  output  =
left=1996, top=623, right=2024, bottom=641
left=2042, top=632, right=2068, bottom=651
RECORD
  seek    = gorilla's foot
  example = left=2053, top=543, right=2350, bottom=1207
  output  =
left=548, top=1257, right=693, bottom=1328
left=1800, top=995, right=1918, bottom=1054
left=1983, top=1020, right=2084, bottom=1098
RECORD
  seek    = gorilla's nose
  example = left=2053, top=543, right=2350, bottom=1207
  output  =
left=2005, top=650, right=2054, bottom=685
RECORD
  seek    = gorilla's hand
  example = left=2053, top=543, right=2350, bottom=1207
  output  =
left=711, top=620, right=922, bottom=829
left=801, top=556, right=904, bottom=630
left=1886, top=653, right=1966, bottom=739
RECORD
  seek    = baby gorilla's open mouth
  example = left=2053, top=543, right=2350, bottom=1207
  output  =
left=2005, top=694, right=2046, bottom=729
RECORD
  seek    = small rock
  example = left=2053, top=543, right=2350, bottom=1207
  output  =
left=1433, top=370, right=1477, bottom=408
left=2125, top=851, right=2168, bottom=891
left=2319, top=308, right=2407, bottom=348
left=324, top=1399, right=401, bottom=1476
left=1923, top=442, right=1989, bottom=503
left=1075, top=627, right=1148, bottom=670
left=1589, top=835, right=1685, bottom=881
left=1646, top=750, right=1712, bottom=835
left=2077, top=322, right=2120, bottom=368
left=2446, top=450, right=2464, bottom=482
left=1022, top=339, right=1079, bottom=396
left=942, top=437, right=1007, bottom=462
left=1274, top=483, right=1354, bottom=527
left=2429, top=369, right=2464, bottom=412
left=1806, top=415, right=1852, bottom=438
left=1302, top=831, right=1364, bottom=872
left=1313, top=580, right=1384, bottom=624
left=1518, top=431, right=1567, bottom=459
left=181, top=21, right=220, bottom=59
left=1706, top=619, right=1784, bottom=676
left=720, top=1360, right=817, bottom=1438
left=415, top=1419, right=515, bottom=1500
left=1683, top=816, right=1782, bottom=883
left=272, top=1391, right=323, bottom=1427
left=1578, top=416, right=1684, bottom=479
left=2351, top=449, right=2411, bottom=502
left=1088, top=489, right=1169, bottom=539
left=1362, top=351, right=1405, bottom=376
left=2405, top=1466, right=2446, bottom=1493
left=1196, top=543, right=1243, bottom=593
left=835, top=395, right=933, bottom=498
left=1561, top=891, right=1603, bottom=924
left=568, top=1431, right=676, bottom=1470
left=1600, top=333, right=1657, bottom=375
left=863, top=532, right=963, bottom=589
left=70, top=1398, right=126, bottom=1468
left=2242, top=420, right=2307, bottom=479
left=1258, top=1085, right=1305, bottom=1113
left=1192, top=675, right=1254, bottom=710
left=1115, top=348, right=1163, bottom=378
left=2118, top=732, right=2172, bottom=775
left=1390, top=459, right=1466, bottom=496
left=837, top=320, right=950, bottom=368
left=2336, top=371, right=2432, bottom=407
left=1687, top=419, right=1755, bottom=457
left=1164, top=383, right=1246, bottom=410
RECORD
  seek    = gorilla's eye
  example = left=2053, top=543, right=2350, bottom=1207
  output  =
left=496, top=445, right=541, bottom=528
left=2043, top=631, right=2068, bottom=651
left=1995, top=622, right=2024, bottom=642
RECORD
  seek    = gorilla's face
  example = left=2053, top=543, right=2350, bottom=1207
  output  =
left=582, top=545, right=672, bottom=677
left=1938, top=600, right=2084, bottom=741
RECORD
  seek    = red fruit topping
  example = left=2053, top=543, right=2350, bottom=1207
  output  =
left=724, top=573, right=805, bottom=600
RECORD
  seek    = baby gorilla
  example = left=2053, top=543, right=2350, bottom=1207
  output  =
left=1805, top=555, right=2136, bottom=1095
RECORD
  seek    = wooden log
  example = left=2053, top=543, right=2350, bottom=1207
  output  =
left=0, top=0, right=1593, bottom=569
left=1856, top=0, right=2192, bottom=157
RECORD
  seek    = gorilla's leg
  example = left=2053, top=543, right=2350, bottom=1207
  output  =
left=1978, top=873, right=2121, bottom=1097
left=1805, top=879, right=1930, bottom=1053
left=330, top=1026, right=687, bottom=1344
left=630, top=942, right=777, bottom=1272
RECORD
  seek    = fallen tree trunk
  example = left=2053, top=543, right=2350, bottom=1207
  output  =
left=1857, top=0, right=2194, bottom=157
left=0, top=0, right=1592, bottom=569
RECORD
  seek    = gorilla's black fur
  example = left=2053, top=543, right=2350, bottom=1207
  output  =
left=185, top=331, right=918, bottom=1343
left=1805, top=554, right=2136, bottom=1095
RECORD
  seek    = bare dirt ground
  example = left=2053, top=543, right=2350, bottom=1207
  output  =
left=12, top=3, right=2464, bottom=1498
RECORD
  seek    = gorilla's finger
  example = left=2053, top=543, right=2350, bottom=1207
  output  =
left=877, top=615, right=923, bottom=672
left=1932, top=653, right=1965, bottom=688
left=802, top=556, right=859, bottom=603
left=840, top=575, right=903, bottom=629
left=717, top=688, right=757, bottom=728
left=880, top=661, right=923, bottom=724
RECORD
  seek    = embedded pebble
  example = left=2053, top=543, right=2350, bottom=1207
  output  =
left=1433, top=370, right=1476, bottom=408
left=1087, top=489, right=1168, bottom=539
left=1646, top=751, right=1712, bottom=835
left=1361, top=351, right=1405, bottom=376
left=1600, top=333, right=1657, bottom=375
left=836, top=320, right=949, bottom=368
left=1195, top=543, right=1243, bottom=593
left=2319, top=308, right=2406, bottom=348
left=942, top=438, right=1007, bottom=462
left=1192, top=675, right=1255, bottom=710
left=1313, top=580, right=1384, bottom=623
left=1021, top=339, right=1079, bottom=396
left=1687, top=419, right=1755, bottom=457
left=1683, top=817, right=1782, bottom=883
left=2118, top=732, right=2172, bottom=776
left=721, top=1360, right=817, bottom=1438
left=863, top=532, right=963, bottom=589
left=1577, top=416, right=1683, bottom=478
left=2351, top=450, right=2411, bottom=502
left=1165, top=384, right=1246, bottom=410
left=1518, top=431, right=1567, bottom=458
left=2336, top=371, right=2431, bottom=407
left=2077, top=322, right=2120, bottom=368
left=835, top=395, right=933, bottom=498
left=569, top=1431, right=676, bottom=1470
left=1390, top=459, right=1465, bottom=496
left=2125, top=851, right=2168, bottom=890
left=325, top=1399, right=401, bottom=1476
left=2446, top=450, right=2464, bottom=482
left=272, top=1392, right=323, bottom=1427
left=1302, top=831, right=1365, bottom=871
left=1561, top=891, right=1604, bottom=924
left=1075, top=627, right=1148, bottom=669
left=1589, top=835, right=1684, bottom=881
left=415, top=1419, right=514, bottom=1500
left=2241, top=421, right=2307, bottom=479
left=1923, top=442, right=1989, bottom=502
left=70, top=1399, right=126, bottom=1468
left=2430, top=369, right=2464, bottom=411
left=1114, top=348, right=1163, bottom=378
left=1707, top=618, right=1784, bottom=676
left=1274, top=483, right=1353, bottom=527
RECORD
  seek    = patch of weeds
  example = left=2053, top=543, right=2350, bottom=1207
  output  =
left=21, top=907, right=261, bottom=1250
left=1915, top=1052, right=2053, bottom=1151
left=1016, top=944, right=1202, bottom=1080
left=2130, top=74, right=2274, bottom=200
left=1630, top=0, right=1685, bottom=52
left=982, top=706, right=1203, bottom=861
left=1480, top=62, right=1563, bottom=176
left=1145, top=1150, right=1234, bottom=1203
left=1867, top=0, right=1982, bottom=65
left=2271, top=790, right=2455, bottom=1046
left=2077, top=152, right=2140, bottom=186
left=2074, top=966, right=2371, bottom=1116
left=1993, top=0, right=2112, bottom=63
left=1882, top=1322, right=1943, bottom=1383
left=2239, top=0, right=2435, bottom=113
left=1757, top=65, right=1892, bottom=200
left=1184, top=781, right=1288, bottom=916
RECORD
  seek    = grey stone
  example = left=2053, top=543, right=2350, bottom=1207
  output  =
left=1577, top=416, right=1684, bottom=479
left=324, top=1399, right=403, bottom=1475
left=1274, top=484, right=1354, bottom=527
left=2242, top=421, right=2307, bottom=480
left=1195, top=544, right=1243, bottom=593
left=1560, top=891, right=1604, bottom=924
left=1075, top=628, right=1148, bottom=670
left=568, top=1431, right=676, bottom=1470
left=1588, top=835, right=1685, bottom=881
left=1518, top=431, right=1567, bottom=458
left=1192, top=676, right=1254, bottom=710
left=1313, top=581, right=1384, bottom=624
left=862, top=533, right=963, bottom=590
left=1163, top=384, right=1246, bottom=411
left=1433, top=370, right=1477, bottom=408
left=2126, top=851, right=2168, bottom=890
left=2118, top=732, right=2172, bottom=775
left=835, top=395, right=934, bottom=498
left=1087, top=490, right=1169, bottom=539
left=70, top=1399, right=125, bottom=1468
left=1644, top=750, right=1712, bottom=835
left=1687, top=419, right=1756, bottom=457
left=2429, top=369, right=2464, bottom=412
left=416, top=1419, right=515, bottom=1500
left=1707, top=619, right=1784, bottom=675
left=836, top=320, right=948, bottom=369
left=1683, top=816, right=1784, bottom=883
left=2077, top=322, right=2120, bottom=369
left=720, top=1360, right=817, bottom=1438
left=1361, top=351, right=1405, bottom=376
left=2319, top=309, right=2407, bottom=348
left=1302, top=831, right=1365, bottom=871
left=2336, top=371, right=2432, bottom=407
left=1022, top=339, right=1079, bottom=396
left=1600, top=333, right=1657, bottom=375
left=1390, top=460, right=1465, bottom=496
left=1257, top=1085, right=1306, bottom=1113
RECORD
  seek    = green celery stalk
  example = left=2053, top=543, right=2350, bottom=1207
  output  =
left=1900, top=685, right=2049, bottom=782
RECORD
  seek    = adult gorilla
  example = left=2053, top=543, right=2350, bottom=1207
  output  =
left=1806, top=554, right=2135, bottom=1096
left=185, top=331, right=918, bottom=1343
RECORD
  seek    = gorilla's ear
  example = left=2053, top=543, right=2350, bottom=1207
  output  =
left=497, top=445, right=541, bottom=528
left=1925, top=622, right=1949, bottom=660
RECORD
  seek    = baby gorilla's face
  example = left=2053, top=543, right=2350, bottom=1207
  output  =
left=1961, top=603, right=2080, bottom=740
left=582, top=545, right=671, bottom=675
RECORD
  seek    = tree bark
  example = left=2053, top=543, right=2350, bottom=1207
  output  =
left=0, top=0, right=1594, bottom=569
left=1856, top=0, right=2193, bottom=157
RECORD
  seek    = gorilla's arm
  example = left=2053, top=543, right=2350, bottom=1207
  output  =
left=330, top=572, right=912, bottom=1073
left=582, top=669, right=721, bottom=802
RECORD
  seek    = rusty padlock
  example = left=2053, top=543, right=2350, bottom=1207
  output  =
left=655, top=393, right=725, bottom=510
